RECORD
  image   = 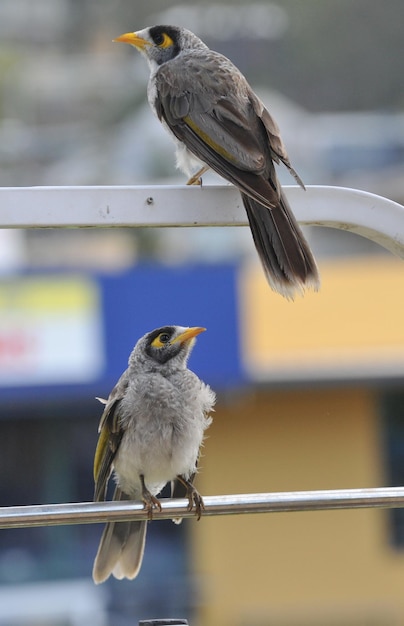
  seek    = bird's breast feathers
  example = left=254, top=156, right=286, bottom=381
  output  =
left=113, top=373, right=214, bottom=496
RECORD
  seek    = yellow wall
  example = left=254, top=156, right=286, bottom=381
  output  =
left=192, top=387, right=404, bottom=626
left=239, top=256, right=404, bottom=381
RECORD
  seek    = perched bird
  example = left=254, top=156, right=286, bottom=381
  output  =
left=114, top=25, right=320, bottom=299
left=92, top=325, right=215, bottom=584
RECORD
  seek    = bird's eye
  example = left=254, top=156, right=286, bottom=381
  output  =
left=152, top=32, right=174, bottom=48
left=150, top=329, right=173, bottom=349
left=153, top=33, right=164, bottom=45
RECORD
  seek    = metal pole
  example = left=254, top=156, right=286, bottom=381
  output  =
left=1, top=487, right=404, bottom=529
left=139, top=621, right=188, bottom=625
left=0, top=185, right=403, bottom=258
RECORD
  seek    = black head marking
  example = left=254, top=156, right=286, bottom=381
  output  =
left=149, top=25, right=181, bottom=58
left=145, top=325, right=180, bottom=364
left=146, top=325, right=175, bottom=346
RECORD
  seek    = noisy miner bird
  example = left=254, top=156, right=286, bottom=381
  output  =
left=114, top=25, right=320, bottom=299
left=92, top=325, right=215, bottom=584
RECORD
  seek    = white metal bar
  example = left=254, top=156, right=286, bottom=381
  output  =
left=1, top=185, right=404, bottom=257
left=1, top=487, right=404, bottom=529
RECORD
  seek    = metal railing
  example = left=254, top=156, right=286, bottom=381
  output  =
left=1, top=184, right=404, bottom=258
left=1, top=487, right=404, bottom=530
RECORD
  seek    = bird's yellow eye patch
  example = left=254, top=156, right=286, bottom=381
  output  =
left=158, top=32, right=174, bottom=48
left=151, top=332, right=171, bottom=348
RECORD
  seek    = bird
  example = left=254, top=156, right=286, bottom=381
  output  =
left=92, top=325, right=215, bottom=584
left=113, top=25, right=320, bottom=299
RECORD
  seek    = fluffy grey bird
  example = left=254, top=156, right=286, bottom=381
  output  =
left=114, top=25, right=320, bottom=299
left=92, top=325, right=215, bottom=584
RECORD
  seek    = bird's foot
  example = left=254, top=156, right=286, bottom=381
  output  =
left=140, top=474, right=162, bottom=520
left=187, top=485, right=205, bottom=521
left=186, top=165, right=209, bottom=186
left=142, top=490, right=162, bottom=519
left=177, top=475, right=205, bottom=520
left=187, top=176, right=202, bottom=186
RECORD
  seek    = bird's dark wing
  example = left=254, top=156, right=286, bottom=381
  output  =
left=93, top=372, right=129, bottom=502
left=252, top=98, right=305, bottom=189
left=154, top=51, right=299, bottom=207
left=154, top=49, right=318, bottom=298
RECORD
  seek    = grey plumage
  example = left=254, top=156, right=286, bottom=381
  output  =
left=92, top=325, right=215, bottom=584
left=114, top=25, right=320, bottom=298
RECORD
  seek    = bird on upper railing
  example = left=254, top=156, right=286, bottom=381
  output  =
left=113, top=24, right=320, bottom=299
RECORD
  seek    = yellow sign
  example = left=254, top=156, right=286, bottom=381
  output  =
left=0, top=276, right=103, bottom=386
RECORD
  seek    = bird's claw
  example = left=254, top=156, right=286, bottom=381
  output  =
left=140, top=475, right=162, bottom=520
left=186, top=484, right=205, bottom=521
left=186, top=174, right=203, bottom=186
left=142, top=490, right=162, bottom=520
left=186, top=165, right=209, bottom=186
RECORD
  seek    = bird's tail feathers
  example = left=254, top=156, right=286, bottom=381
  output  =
left=92, top=489, right=147, bottom=584
left=242, top=191, right=320, bottom=299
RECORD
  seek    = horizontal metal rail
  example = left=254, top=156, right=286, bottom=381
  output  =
left=1, top=487, right=404, bottom=529
left=1, top=185, right=404, bottom=257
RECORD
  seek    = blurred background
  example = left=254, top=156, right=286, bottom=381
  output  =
left=1, top=0, right=404, bottom=624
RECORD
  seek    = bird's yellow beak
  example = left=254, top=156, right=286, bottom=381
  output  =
left=113, top=32, right=149, bottom=50
left=172, top=327, right=206, bottom=344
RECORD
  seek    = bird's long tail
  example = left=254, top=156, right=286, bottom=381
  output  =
left=92, top=488, right=147, bottom=584
left=242, top=191, right=320, bottom=299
